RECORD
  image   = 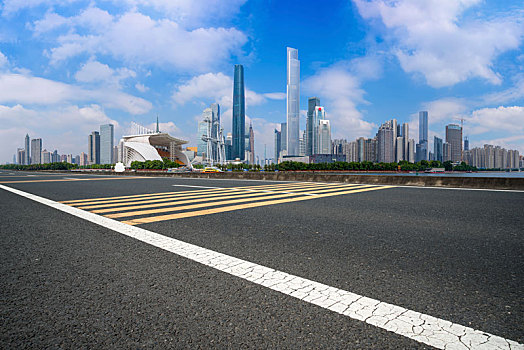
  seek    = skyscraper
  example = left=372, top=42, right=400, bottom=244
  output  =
left=434, top=136, right=443, bottom=162
left=197, top=108, right=211, bottom=157
left=88, top=131, right=100, bottom=164
left=306, top=97, right=320, bottom=156
left=248, top=122, right=255, bottom=164
left=100, top=124, right=114, bottom=164
left=417, top=111, right=428, bottom=161
left=317, top=120, right=331, bottom=154
left=30, top=138, right=42, bottom=164
left=446, top=124, right=462, bottom=162
left=280, top=122, right=287, bottom=155
left=24, top=134, right=30, bottom=165
left=232, top=64, right=245, bottom=160
left=377, top=121, right=395, bottom=163
left=313, top=106, right=327, bottom=154
left=286, top=47, right=300, bottom=156
left=402, top=123, right=409, bottom=161
left=274, top=129, right=281, bottom=162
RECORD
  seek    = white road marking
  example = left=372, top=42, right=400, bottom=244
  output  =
left=0, top=183, right=522, bottom=350
left=26, top=174, right=37, bottom=177
left=171, top=184, right=225, bottom=189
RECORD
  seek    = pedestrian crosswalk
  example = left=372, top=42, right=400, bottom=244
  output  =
left=61, top=182, right=392, bottom=226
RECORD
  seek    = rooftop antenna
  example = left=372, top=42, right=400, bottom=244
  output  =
left=156, top=114, right=160, bottom=133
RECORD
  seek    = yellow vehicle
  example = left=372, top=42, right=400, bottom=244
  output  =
left=202, top=167, right=223, bottom=173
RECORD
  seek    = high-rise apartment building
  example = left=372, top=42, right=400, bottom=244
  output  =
left=17, top=148, right=25, bottom=165
left=51, top=150, right=59, bottom=163
left=306, top=97, right=320, bottom=156
left=377, top=121, right=395, bottom=163
left=24, top=134, right=30, bottom=165
left=446, top=124, right=462, bottom=162
left=434, top=136, right=443, bottom=162
left=100, top=124, right=114, bottom=164
left=88, top=131, right=100, bottom=164
left=299, top=130, right=306, bottom=156
left=31, top=138, right=42, bottom=164
left=286, top=47, right=300, bottom=156
left=232, top=64, right=245, bottom=160
left=41, top=149, right=51, bottom=164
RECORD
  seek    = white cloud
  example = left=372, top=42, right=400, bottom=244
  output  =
left=0, top=72, right=151, bottom=114
left=468, top=106, right=524, bottom=135
left=135, top=83, right=148, bottom=92
left=0, top=103, right=119, bottom=162
left=2, top=0, right=79, bottom=16
left=172, top=72, right=284, bottom=109
left=303, top=65, right=375, bottom=141
left=0, top=51, right=8, bottom=67
left=75, top=60, right=136, bottom=88
left=354, top=0, right=524, bottom=87
left=42, top=9, right=248, bottom=73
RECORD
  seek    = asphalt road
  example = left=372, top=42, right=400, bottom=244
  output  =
left=1, top=170, right=523, bottom=349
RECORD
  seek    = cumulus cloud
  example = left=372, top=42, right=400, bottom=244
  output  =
left=37, top=8, right=248, bottom=73
left=302, top=65, right=375, bottom=141
left=0, top=103, right=119, bottom=162
left=0, top=72, right=151, bottom=114
left=172, top=72, right=284, bottom=109
left=135, top=83, right=148, bottom=92
left=75, top=60, right=136, bottom=88
left=468, top=106, right=524, bottom=135
left=354, top=0, right=524, bottom=87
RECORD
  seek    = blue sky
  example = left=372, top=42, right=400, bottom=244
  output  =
left=0, top=0, right=523, bottom=163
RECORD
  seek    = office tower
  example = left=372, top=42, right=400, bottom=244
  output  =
left=248, top=122, right=255, bottom=164
left=51, top=150, right=59, bottom=163
left=17, top=148, right=25, bottom=165
left=408, top=139, right=415, bottom=163
left=74, top=155, right=80, bottom=164
left=344, top=141, right=358, bottom=162
left=41, top=149, right=51, bottom=164
left=232, top=64, right=245, bottom=160
left=31, top=138, right=42, bottom=164
left=299, top=130, right=306, bottom=156
left=112, top=146, right=118, bottom=164
left=446, top=124, right=462, bottom=162
left=317, top=120, right=331, bottom=154
left=417, top=111, right=429, bottom=161
left=274, top=129, right=281, bottom=162
left=377, top=121, right=395, bottom=163
left=464, top=136, right=469, bottom=151
left=402, top=123, right=409, bottom=161
left=434, top=136, right=443, bottom=162
left=100, top=124, right=114, bottom=164
left=311, top=106, right=326, bottom=154
left=225, top=132, right=233, bottom=160
left=280, top=122, right=287, bottom=155
left=443, top=142, right=451, bottom=162
left=88, top=131, right=100, bottom=164
left=286, top=47, right=300, bottom=156
left=357, top=137, right=365, bottom=162
left=24, top=134, right=30, bottom=165
left=306, top=97, right=320, bottom=156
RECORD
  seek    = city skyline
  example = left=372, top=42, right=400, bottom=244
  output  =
left=1, top=1, right=524, bottom=163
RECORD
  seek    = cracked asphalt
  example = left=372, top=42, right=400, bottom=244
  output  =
left=1, top=170, right=523, bottom=349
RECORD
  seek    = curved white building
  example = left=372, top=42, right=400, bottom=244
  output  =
left=119, top=132, right=190, bottom=167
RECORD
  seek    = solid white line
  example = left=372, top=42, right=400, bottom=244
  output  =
left=0, top=184, right=521, bottom=350
left=382, top=184, right=524, bottom=193
left=171, top=184, right=224, bottom=189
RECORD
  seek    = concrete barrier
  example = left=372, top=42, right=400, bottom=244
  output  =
left=98, top=170, right=524, bottom=190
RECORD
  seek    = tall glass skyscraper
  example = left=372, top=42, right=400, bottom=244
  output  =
left=232, top=64, right=245, bottom=160
left=30, top=138, right=42, bottom=164
left=306, top=97, right=320, bottom=156
left=100, top=124, right=114, bottom=164
left=446, top=124, right=462, bottom=162
left=88, top=131, right=100, bottom=164
left=286, top=47, right=300, bottom=156
left=418, top=111, right=428, bottom=161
